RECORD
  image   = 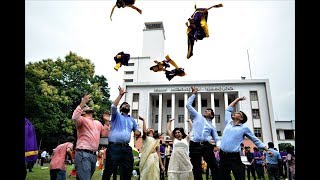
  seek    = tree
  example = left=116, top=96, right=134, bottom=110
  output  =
left=25, top=52, right=112, bottom=149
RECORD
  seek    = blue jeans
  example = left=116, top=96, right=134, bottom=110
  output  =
left=75, top=150, right=97, bottom=180
left=50, top=169, right=66, bottom=180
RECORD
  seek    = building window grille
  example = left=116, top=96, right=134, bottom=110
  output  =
left=284, top=130, right=295, bottom=139
left=252, top=109, right=260, bottom=119
left=254, top=128, right=262, bottom=138
left=131, top=110, right=138, bottom=119
left=155, top=115, right=158, bottom=123
left=178, top=100, right=184, bottom=107
left=214, top=99, right=219, bottom=107
left=201, top=100, right=207, bottom=107
left=128, top=63, right=134, bottom=66
left=125, top=71, right=134, bottom=74
left=250, top=91, right=258, bottom=101
left=133, top=93, right=139, bottom=102
left=156, top=100, right=159, bottom=108
left=215, top=115, right=220, bottom=123
left=178, top=115, right=184, bottom=123
left=167, top=100, right=171, bottom=107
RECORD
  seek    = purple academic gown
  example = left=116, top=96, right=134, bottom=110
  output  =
left=25, top=118, right=38, bottom=162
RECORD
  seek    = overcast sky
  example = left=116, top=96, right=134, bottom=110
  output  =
left=25, top=0, right=295, bottom=121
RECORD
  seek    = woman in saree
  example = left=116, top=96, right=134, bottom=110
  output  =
left=139, top=116, right=165, bottom=180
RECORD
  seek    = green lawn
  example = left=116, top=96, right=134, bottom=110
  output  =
left=26, top=163, right=286, bottom=180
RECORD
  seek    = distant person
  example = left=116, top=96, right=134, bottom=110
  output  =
left=186, top=87, right=221, bottom=180
left=71, top=93, right=110, bottom=179
left=285, top=146, right=295, bottom=180
left=49, top=136, right=75, bottom=180
left=253, top=147, right=265, bottom=180
left=109, top=0, right=142, bottom=21
left=219, top=96, right=271, bottom=180
left=102, top=86, right=141, bottom=180
left=41, top=149, right=48, bottom=166
left=264, top=142, right=282, bottom=180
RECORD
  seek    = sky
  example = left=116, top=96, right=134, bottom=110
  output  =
left=25, top=0, right=295, bottom=121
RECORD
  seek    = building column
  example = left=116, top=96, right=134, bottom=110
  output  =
left=171, top=93, right=175, bottom=131
left=224, top=92, right=229, bottom=110
left=197, top=93, right=202, bottom=112
left=184, top=93, right=189, bottom=132
left=210, top=92, right=216, bottom=127
left=158, top=94, right=163, bottom=133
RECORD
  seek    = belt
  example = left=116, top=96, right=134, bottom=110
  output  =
left=76, top=149, right=96, bottom=155
left=190, top=141, right=210, bottom=145
left=219, top=149, right=240, bottom=156
left=109, top=142, right=129, bottom=146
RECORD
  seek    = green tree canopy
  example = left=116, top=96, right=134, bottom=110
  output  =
left=25, top=52, right=112, bottom=146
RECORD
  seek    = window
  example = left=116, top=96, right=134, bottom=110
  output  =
left=217, top=131, right=222, bottom=136
left=250, top=91, right=258, bottom=101
left=284, top=130, right=294, bottom=139
left=125, top=71, right=134, bottom=74
left=252, top=109, right=260, bottom=119
left=167, top=100, right=171, bottom=107
left=276, top=130, right=280, bottom=140
left=155, top=115, right=158, bottom=123
left=133, top=93, right=139, bottom=102
left=128, top=63, right=134, bottom=66
left=215, top=115, right=220, bottom=123
left=254, top=128, right=262, bottom=138
left=131, top=110, right=138, bottom=119
left=178, top=115, right=184, bottom=123
left=178, top=100, right=184, bottom=107
left=201, top=100, right=207, bottom=107
left=167, top=115, right=171, bottom=122
left=214, top=99, right=219, bottom=107
left=156, top=100, right=159, bottom=108
left=124, top=79, right=133, bottom=82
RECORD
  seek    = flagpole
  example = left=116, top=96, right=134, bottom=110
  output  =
left=247, top=49, right=252, bottom=79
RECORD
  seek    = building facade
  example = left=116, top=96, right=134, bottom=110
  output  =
left=113, top=21, right=289, bottom=149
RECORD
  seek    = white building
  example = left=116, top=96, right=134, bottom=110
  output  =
left=275, top=120, right=295, bottom=147
left=120, top=22, right=288, bottom=149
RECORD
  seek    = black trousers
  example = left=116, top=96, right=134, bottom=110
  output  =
left=219, top=150, right=245, bottom=180
left=189, top=141, right=220, bottom=180
left=102, top=144, right=133, bottom=180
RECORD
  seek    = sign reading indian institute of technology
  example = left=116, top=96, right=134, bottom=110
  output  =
left=154, top=86, right=234, bottom=92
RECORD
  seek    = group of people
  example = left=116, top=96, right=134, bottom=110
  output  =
left=45, top=85, right=295, bottom=180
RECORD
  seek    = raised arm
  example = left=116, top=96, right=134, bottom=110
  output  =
left=139, top=116, right=147, bottom=139
left=113, top=86, right=126, bottom=107
left=229, top=96, right=246, bottom=107
left=110, top=4, right=117, bottom=21
left=186, top=87, right=200, bottom=118
left=167, top=118, right=174, bottom=140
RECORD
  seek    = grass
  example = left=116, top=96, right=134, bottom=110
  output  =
left=26, top=163, right=287, bottom=180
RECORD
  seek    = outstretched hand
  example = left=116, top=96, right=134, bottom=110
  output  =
left=238, top=96, right=246, bottom=101
left=169, top=118, right=174, bottom=122
left=191, top=87, right=198, bottom=94
left=118, top=86, right=127, bottom=96
left=139, top=116, right=144, bottom=121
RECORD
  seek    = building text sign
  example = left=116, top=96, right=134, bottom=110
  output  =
left=154, top=86, right=233, bottom=92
